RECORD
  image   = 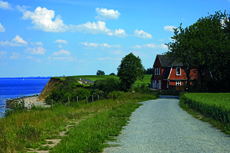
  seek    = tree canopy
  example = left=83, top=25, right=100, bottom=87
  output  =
left=96, top=70, right=105, bottom=75
left=165, top=10, right=230, bottom=92
left=117, top=53, right=145, bottom=91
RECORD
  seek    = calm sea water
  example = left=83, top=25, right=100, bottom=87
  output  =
left=0, top=77, right=50, bottom=117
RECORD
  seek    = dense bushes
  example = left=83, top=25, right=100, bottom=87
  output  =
left=91, top=78, right=120, bottom=97
left=45, top=77, right=91, bottom=104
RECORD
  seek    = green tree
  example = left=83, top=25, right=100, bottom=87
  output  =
left=117, top=53, right=145, bottom=91
left=165, top=24, right=196, bottom=92
left=96, top=70, right=105, bottom=75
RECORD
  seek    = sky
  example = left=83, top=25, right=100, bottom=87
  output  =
left=0, top=0, right=230, bottom=77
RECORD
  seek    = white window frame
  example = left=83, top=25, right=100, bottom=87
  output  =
left=176, top=81, right=181, bottom=86
left=176, top=67, right=181, bottom=76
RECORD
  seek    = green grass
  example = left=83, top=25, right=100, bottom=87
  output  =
left=53, top=74, right=152, bottom=87
left=0, top=91, right=158, bottom=153
left=180, top=93, right=230, bottom=134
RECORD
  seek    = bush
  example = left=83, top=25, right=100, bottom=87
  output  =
left=92, top=78, right=120, bottom=96
left=72, top=88, right=90, bottom=101
left=107, top=91, right=124, bottom=100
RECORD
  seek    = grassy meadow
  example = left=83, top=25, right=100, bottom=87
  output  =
left=0, top=91, right=158, bottom=152
left=54, top=74, right=152, bottom=87
left=179, top=93, right=230, bottom=134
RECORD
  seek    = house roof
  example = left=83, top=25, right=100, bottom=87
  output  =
left=157, top=55, right=183, bottom=67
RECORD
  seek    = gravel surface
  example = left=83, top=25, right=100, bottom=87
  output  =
left=103, top=96, right=230, bottom=153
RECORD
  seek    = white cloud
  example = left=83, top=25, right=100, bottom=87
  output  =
left=10, top=52, right=20, bottom=59
left=0, top=35, right=27, bottom=46
left=95, top=8, right=120, bottom=20
left=70, top=21, right=110, bottom=34
left=100, top=43, right=121, bottom=48
left=130, top=43, right=167, bottom=50
left=19, top=6, right=68, bottom=32
left=70, top=21, right=127, bottom=38
left=143, top=43, right=157, bottom=48
left=12, top=35, right=27, bottom=44
left=54, top=39, right=68, bottom=44
left=0, top=51, right=6, bottom=55
left=53, top=49, right=71, bottom=56
left=159, top=39, right=165, bottom=42
left=164, top=25, right=177, bottom=32
left=31, top=42, right=43, bottom=46
left=58, top=45, right=62, bottom=48
left=132, top=29, right=152, bottom=39
left=25, top=46, right=46, bottom=54
left=107, top=28, right=127, bottom=38
left=79, top=42, right=98, bottom=47
left=0, top=0, right=12, bottom=10
left=131, top=45, right=142, bottom=49
left=0, top=23, right=5, bottom=32
left=159, top=44, right=168, bottom=50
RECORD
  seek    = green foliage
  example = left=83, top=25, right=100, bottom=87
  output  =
left=0, top=91, right=158, bottom=152
left=4, top=99, right=27, bottom=117
left=165, top=10, right=230, bottom=92
left=92, top=78, right=120, bottom=97
left=145, top=67, right=154, bottom=74
left=107, top=91, right=124, bottom=100
left=96, top=70, right=105, bottom=75
left=72, top=88, right=90, bottom=101
left=117, top=53, right=145, bottom=91
left=181, top=93, right=230, bottom=133
left=110, top=73, right=115, bottom=75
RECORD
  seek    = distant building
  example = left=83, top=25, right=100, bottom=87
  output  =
left=151, top=55, right=210, bottom=90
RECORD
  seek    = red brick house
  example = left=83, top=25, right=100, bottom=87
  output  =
left=151, top=54, right=204, bottom=90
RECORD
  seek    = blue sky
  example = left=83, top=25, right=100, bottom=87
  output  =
left=0, top=0, right=229, bottom=77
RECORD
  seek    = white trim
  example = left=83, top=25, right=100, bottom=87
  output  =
left=167, top=67, right=172, bottom=80
left=176, top=67, right=181, bottom=76
left=176, top=81, right=181, bottom=86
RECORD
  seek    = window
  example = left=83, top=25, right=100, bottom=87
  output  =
left=176, top=81, right=181, bottom=86
left=159, top=68, right=161, bottom=75
left=155, top=68, right=156, bottom=75
left=176, top=67, right=181, bottom=76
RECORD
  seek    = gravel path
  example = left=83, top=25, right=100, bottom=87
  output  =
left=103, top=96, right=230, bottom=153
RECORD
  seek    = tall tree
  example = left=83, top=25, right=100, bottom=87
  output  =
left=117, top=53, right=145, bottom=91
left=165, top=24, right=195, bottom=92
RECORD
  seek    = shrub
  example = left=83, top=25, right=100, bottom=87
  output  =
left=107, top=91, right=124, bottom=100
left=72, top=88, right=90, bottom=101
left=92, top=78, right=120, bottom=96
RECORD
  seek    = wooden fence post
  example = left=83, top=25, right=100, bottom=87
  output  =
left=51, top=99, right=53, bottom=110
left=86, top=96, right=88, bottom=104
left=68, top=97, right=70, bottom=106
left=98, top=95, right=99, bottom=101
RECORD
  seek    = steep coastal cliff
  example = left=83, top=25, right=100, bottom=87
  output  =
left=38, top=78, right=62, bottom=101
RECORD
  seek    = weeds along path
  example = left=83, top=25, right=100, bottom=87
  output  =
left=103, top=97, right=230, bottom=153
left=27, top=114, right=93, bottom=153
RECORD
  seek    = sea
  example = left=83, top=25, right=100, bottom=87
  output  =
left=0, top=77, right=50, bottom=118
